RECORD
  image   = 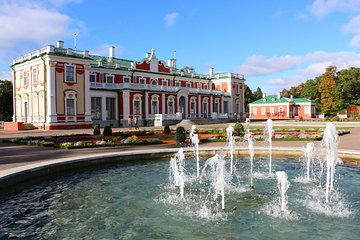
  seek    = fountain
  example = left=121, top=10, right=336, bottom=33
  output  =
left=169, top=148, right=185, bottom=198
left=226, top=125, right=235, bottom=174
left=322, top=122, right=343, bottom=203
left=264, top=118, right=274, bottom=174
left=275, top=171, right=290, bottom=212
left=190, top=125, right=200, bottom=178
left=303, top=142, right=315, bottom=181
left=244, top=118, right=255, bottom=188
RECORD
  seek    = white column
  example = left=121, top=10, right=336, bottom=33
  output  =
left=102, top=96, right=107, bottom=121
left=12, top=70, right=16, bottom=122
left=210, top=95, right=213, bottom=115
left=84, top=65, right=92, bottom=122
left=123, top=90, right=130, bottom=119
left=29, top=70, right=33, bottom=123
left=145, top=92, right=149, bottom=119
left=46, top=61, right=57, bottom=123
left=197, top=95, right=201, bottom=117
left=162, top=92, right=165, bottom=115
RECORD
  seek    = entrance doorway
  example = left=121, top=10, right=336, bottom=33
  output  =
left=179, top=96, right=186, bottom=119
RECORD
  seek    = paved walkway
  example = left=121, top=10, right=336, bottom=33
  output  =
left=1, top=121, right=359, bottom=171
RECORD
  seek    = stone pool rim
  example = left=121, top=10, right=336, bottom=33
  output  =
left=1, top=147, right=359, bottom=191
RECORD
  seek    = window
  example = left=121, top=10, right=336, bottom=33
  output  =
left=32, top=68, right=38, bottom=84
left=106, top=97, right=115, bottom=120
left=90, top=73, right=96, bottom=82
left=197, top=83, right=201, bottom=89
left=65, top=65, right=75, bottom=82
left=139, top=78, right=145, bottom=85
left=236, top=84, right=240, bottom=94
left=23, top=71, right=29, bottom=86
left=134, top=100, right=141, bottom=115
left=214, top=100, right=219, bottom=113
left=66, top=99, right=75, bottom=116
left=151, top=100, right=158, bottom=114
left=253, top=107, right=257, bottom=115
left=124, top=77, right=130, bottom=83
left=91, top=97, right=102, bottom=120
left=168, top=101, right=174, bottom=114
left=304, top=106, right=309, bottom=114
left=162, top=80, right=168, bottom=87
left=190, top=101, right=195, bottom=114
left=261, top=107, right=266, bottom=115
left=151, top=79, right=158, bottom=85
left=106, top=75, right=114, bottom=84
left=270, top=107, right=274, bottom=115
left=186, top=82, right=191, bottom=88
left=175, top=81, right=180, bottom=87
left=279, top=107, right=284, bottom=114
left=204, top=84, right=208, bottom=90
left=223, top=101, right=229, bottom=113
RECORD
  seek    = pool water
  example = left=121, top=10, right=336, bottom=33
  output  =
left=0, top=156, right=359, bottom=239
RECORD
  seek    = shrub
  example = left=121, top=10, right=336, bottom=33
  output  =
left=176, top=126, right=187, bottom=143
left=93, top=124, right=100, bottom=135
left=164, top=125, right=171, bottom=134
left=103, top=126, right=113, bottom=136
left=233, top=122, right=245, bottom=136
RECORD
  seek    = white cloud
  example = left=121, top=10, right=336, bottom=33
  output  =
left=91, top=44, right=126, bottom=58
left=235, top=55, right=301, bottom=76
left=310, top=0, right=360, bottom=18
left=0, top=1, right=84, bottom=50
left=236, top=51, right=360, bottom=93
left=164, top=12, right=179, bottom=28
left=47, top=0, right=83, bottom=8
left=342, top=15, right=360, bottom=48
left=0, top=70, right=11, bottom=80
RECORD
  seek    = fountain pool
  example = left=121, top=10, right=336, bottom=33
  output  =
left=0, top=156, right=359, bottom=239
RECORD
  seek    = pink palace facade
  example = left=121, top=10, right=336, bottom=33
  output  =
left=10, top=41, right=245, bottom=129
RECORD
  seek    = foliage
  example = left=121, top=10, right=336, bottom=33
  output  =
left=164, top=124, right=171, bottom=134
left=233, top=122, right=245, bottom=136
left=127, top=135, right=141, bottom=143
left=103, top=126, right=113, bottom=136
left=0, top=80, right=13, bottom=121
left=318, top=66, right=338, bottom=115
left=175, top=126, right=187, bottom=143
left=93, top=124, right=100, bottom=135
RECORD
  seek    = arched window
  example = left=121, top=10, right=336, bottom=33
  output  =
left=133, top=94, right=142, bottom=115
left=190, top=97, right=196, bottom=114
left=64, top=90, right=77, bottom=120
left=167, top=96, right=175, bottom=114
left=151, top=79, right=158, bottom=85
left=151, top=95, right=159, bottom=114
left=202, top=97, right=209, bottom=117
left=214, top=98, right=220, bottom=113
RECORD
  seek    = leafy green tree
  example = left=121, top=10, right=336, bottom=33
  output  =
left=335, top=67, right=360, bottom=109
left=317, top=66, right=338, bottom=115
left=0, top=80, right=13, bottom=121
left=244, top=84, right=253, bottom=113
left=252, top=87, right=263, bottom=100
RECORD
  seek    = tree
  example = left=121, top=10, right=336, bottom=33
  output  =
left=335, top=67, right=360, bottom=109
left=317, top=66, right=338, bottom=115
left=244, top=84, right=253, bottom=113
left=0, top=80, right=13, bottom=121
left=252, top=87, right=263, bottom=100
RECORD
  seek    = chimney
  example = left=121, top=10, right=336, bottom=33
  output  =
left=109, top=46, right=115, bottom=58
left=145, top=52, right=151, bottom=59
left=167, top=59, right=173, bottom=67
left=277, top=92, right=281, bottom=99
left=57, top=40, right=64, bottom=48
left=209, top=67, right=214, bottom=77
left=290, top=94, right=293, bottom=100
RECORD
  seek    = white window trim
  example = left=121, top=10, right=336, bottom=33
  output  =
left=190, top=97, right=196, bottom=114
left=162, top=79, right=168, bottom=86
left=23, top=71, right=29, bottom=86
left=133, top=94, right=143, bottom=115
left=261, top=107, right=266, bottom=115
left=139, top=77, right=146, bottom=85
left=151, top=79, right=158, bottom=85
left=175, top=81, right=180, bottom=87
left=253, top=107, right=257, bottom=115
left=151, top=95, right=160, bottom=114
left=186, top=81, right=191, bottom=88
left=65, top=65, right=76, bottom=83
left=32, top=68, right=38, bottom=84
left=270, top=107, right=275, bottom=115
left=204, top=84, right=208, bottom=90
left=279, top=107, right=284, bottom=114
left=105, top=74, right=114, bottom=84
left=64, top=91, right=77, bottom=121
left=167, top=96, right=175, bottom=114
left=123, top=76, right=131, bottom=83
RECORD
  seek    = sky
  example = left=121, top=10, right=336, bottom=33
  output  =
left=1, top=0, right=360, bottom=94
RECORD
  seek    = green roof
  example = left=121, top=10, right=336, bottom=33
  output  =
left=292, top=98, right=311, bottom=103
left=249, top=95, right=311, bottom=105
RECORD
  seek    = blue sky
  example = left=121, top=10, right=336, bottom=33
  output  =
left=1, top=0, right=360, bottom=94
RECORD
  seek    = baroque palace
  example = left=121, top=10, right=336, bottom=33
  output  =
left=10, top=41, right=245, bottom=130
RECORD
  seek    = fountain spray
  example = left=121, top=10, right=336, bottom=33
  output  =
left=169, top=148, right=185, bottom=198
left=303, top=142, right=315, bottom=181
left=226, top=125, right=235, bottom=174
left=264, top=119, right=274, bottom=174
left=190, top=125, right=200, bottom=178
left=275, top=171, right=290, bottom=212
left=322, top=122, right=343, bottom=203
left=245, top=118, right=255, bottom=189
